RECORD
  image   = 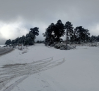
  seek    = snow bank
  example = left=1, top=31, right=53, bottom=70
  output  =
left=0, top=47, right=13, bottom=55
left=54, top=43, right=76, bottom=50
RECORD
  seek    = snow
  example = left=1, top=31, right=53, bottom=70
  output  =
left=0, top=45, right=5, bottom=47
left=0, top=44, right=99, bottom=91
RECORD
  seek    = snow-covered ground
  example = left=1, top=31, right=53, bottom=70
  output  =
left=0, top=47, right=13, bottom=55
left=0, top=44, right=99, bottom=91
left=0, top=45, right=6, bottom=47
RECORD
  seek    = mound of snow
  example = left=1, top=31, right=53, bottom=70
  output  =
left=54, top=43, right=76, bottom=50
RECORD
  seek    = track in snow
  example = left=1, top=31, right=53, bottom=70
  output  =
left=0, top=47, right=13, bottom=55
left=0, top=57, right=65, bottom=91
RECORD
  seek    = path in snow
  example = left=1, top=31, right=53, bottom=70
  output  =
left=0, top=57, right=65, bottom=91
left=0, top=47, right=13, bottom=56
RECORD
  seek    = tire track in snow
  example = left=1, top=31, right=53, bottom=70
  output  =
left=0, top=57, right=65, bottom=91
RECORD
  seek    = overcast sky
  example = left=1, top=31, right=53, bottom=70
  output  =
left=0, top=0, right=99, bottom=44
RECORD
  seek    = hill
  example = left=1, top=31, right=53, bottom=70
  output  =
left=0, top=44, right=99, bottom=91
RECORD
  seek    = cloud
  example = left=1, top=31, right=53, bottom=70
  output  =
left=88, top=24, right=99, bottom=36
left=0, top=17, right=47, bottom=44
left=0, top=25, right=28, bottom=39
left=0, top=17, right=29, bottom=44
left=0, top=0, right=99, bottom=44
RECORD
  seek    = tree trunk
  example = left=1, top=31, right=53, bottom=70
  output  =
left=66, top=30, right=68, bottom=48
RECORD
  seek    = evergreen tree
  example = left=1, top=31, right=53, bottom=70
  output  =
left=74, top=26, right=90, bottom=43
left=44, top=20, right=65, bottom=46
left=65, top=21, right=73, bottom=45
left=54, top=20, right=65, bottom=42
left=5, top=39, right=12, bottom=45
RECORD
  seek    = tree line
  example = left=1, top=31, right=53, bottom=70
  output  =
left=5, top=27, right=39, bottom=46
left=44, top=20, right=91, bottom=46
left=5, top=19, right=99, bottom=46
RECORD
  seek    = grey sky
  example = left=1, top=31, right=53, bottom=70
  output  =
left=0, top=0, right=99, bottom=44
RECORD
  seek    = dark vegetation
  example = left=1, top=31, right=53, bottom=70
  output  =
left=5, top=19, right=99, bottom=49
left=43, top=20, right=99, bottom=46
left=5, top=27, right=39, bottom=46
